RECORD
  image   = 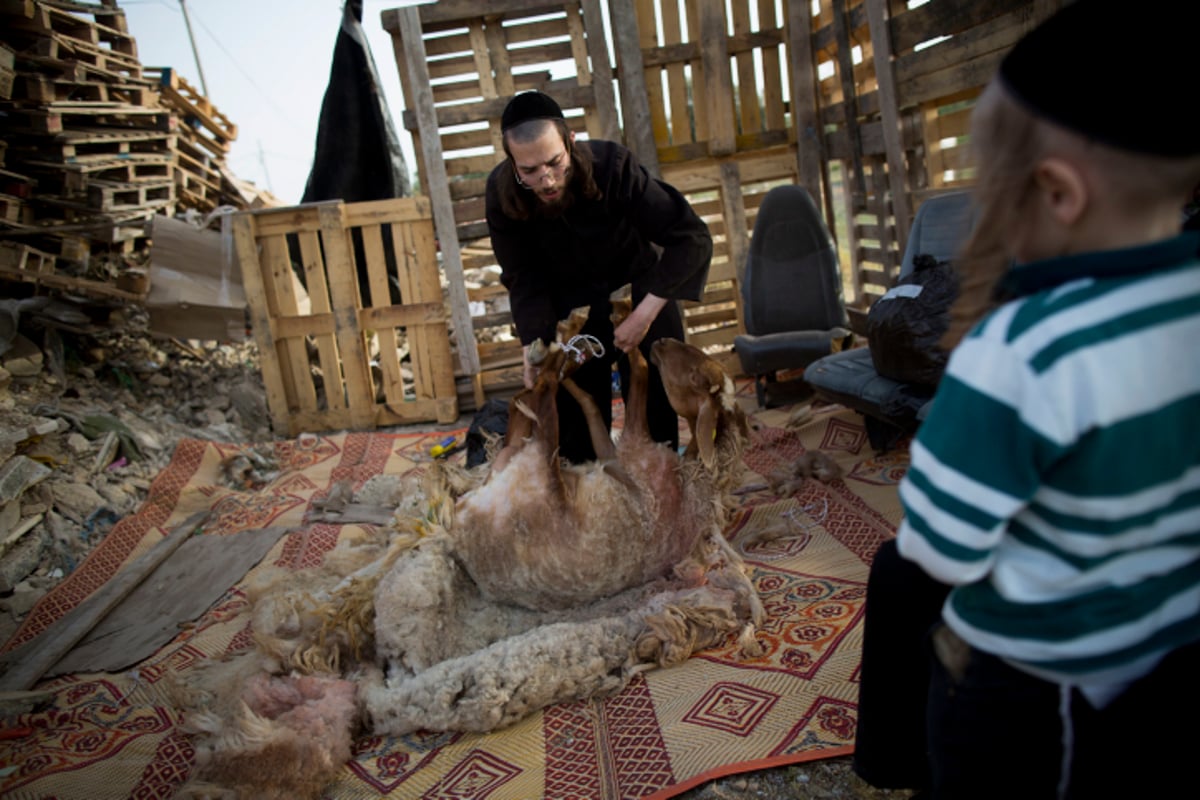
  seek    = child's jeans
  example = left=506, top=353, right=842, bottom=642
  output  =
left=854, top=538, right=1200, bottom=799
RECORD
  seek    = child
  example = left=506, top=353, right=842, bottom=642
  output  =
left=853, top=1, right=1200, bottom=798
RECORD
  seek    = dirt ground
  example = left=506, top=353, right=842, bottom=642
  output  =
left=679, top=756, right=917, bottom=799
left=0, top=309, right=921, bottom=799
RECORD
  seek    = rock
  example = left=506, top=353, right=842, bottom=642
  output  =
left=0, top=526, right=48, bottom=593
left=2, top=335, right=43, bottom=377
left=50, top=482, right=108, bottom=525
left=66, top=432, right=92, bottom=454
left=0, top=455, right=52, bottom=505
left=0, top=580, right=48, bottom=617
left=197, top=408, right=227, bottom=428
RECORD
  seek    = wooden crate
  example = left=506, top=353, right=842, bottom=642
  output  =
left=232, top=197, right=459, bottom=436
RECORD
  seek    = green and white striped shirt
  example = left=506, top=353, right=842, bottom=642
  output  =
left=897, top=231, right=1200, bottom=700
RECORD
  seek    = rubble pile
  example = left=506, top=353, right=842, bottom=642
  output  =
left=0, top=0, right=274, bottom=307
left=0, top=305, right=271, bottom=645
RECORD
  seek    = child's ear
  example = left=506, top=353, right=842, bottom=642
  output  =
left=1034, top=157, right=1088, bottom=226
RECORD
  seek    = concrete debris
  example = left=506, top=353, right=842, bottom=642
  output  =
left=0, top=305, right=272, bottom=644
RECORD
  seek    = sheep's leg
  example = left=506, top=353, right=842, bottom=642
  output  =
left=561, top=377, right=617, bottom=460
left=621, top=344, right=653, bottom=443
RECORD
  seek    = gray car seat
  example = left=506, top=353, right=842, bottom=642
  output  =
left=803, top=190, right=974, bottom=449
left=733, top=184, right=853, bottom=408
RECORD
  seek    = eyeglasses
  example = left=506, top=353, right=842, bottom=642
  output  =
left=514, top=150, right=570, bottom=187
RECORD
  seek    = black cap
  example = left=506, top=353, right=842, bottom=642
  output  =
left=998, top=0, right=1198, bottom=157
left=500, top=91, right=565, bottom=132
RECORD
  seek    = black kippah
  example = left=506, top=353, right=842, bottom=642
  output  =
left=500, top=91, right=565, bottom=132
left=999, top=0, right=1199, bottom=157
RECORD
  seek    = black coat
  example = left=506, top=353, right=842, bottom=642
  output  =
left=485, top=140, right=713, bottom=347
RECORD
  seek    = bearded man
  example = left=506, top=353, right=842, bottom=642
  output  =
left=485, top=91, right=713, bottom=462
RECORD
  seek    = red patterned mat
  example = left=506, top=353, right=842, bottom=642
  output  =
left=0, top=404, right=911, bottom=800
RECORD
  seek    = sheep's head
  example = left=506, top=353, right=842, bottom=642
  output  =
left=650, top=338, right=746, bottom=469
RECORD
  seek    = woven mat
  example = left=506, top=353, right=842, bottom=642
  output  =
left=0, top=402, right=910, bottom=800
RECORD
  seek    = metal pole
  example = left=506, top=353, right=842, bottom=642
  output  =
left=178, top=0, right=209, bottom=96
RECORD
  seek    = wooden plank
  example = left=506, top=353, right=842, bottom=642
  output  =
left=296, top=229, right=346, bottom=413
left=685, top=2, right=708, bottom=144
left=634, top=0, right=669, bottom=146
left=411, top=0, right=571, bottom=26
left=579, top=0, right=621, bottom=141
left=260, top=232, right=319, bottom=415
left=360, top=223, right=403, bottom=406
left=232, top=214, right=293, bottom=433
left=409, top=214, right=457, bottom=420
left=831, top=0, right=866, bottom=209
left=699, top=0, right=735, bottom=156
left=866, top=0, right=911, bottom=250
left=659, top=0, right=692, bottom=146
left=785, top=0, right=826, bottom=206
left=466, top=21, right=504, bottom=160
left=731, top=0, right=763, bottom=135
left=0, top=511, right=208, bottom=692
left=719, top=162, right=749, bottom=304
left=758, top=0, right=786, bottom=132
left=386, top=220, right=427, bottom=407
left=342, top=196, right=433, bottom=227
left=609, top=0, right=660, bottom=175
left=318, top=203, right=377, bottom=430
left=890, top=0, right=1032, bottom=54
left=396, top=6, right=481, bottom=381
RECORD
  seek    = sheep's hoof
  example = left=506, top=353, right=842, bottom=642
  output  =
left=528, top=339, right=550, bottom=366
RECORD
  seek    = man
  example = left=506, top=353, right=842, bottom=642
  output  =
left=485, top=91, right=713, bottom=462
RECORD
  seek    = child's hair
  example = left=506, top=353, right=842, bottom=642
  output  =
left=942, top=82, right=1200, bottom=350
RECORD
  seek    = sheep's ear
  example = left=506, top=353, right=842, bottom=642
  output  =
left=695, top=396, right=718, bottom=470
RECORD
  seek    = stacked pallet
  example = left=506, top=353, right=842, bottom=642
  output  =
left=0, top=0, right=250, bottom=303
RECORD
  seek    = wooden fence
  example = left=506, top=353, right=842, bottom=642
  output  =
left=381, top=0, right=1060, bottom=408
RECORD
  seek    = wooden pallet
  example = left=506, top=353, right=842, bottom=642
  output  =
left=84, top=177, right=173, bottom=211
left=13, top=72, right=154, bottom=105
left=4, top=2, right=138, bottom=56
left=27, top=30, right=142, bottom=79
left=22, top=152, right=174, bottom=194
left=234, top=198, right=459, bottom=435
left=0, top=239, right=145, bottom=301
left=10, top=127, right=177, bottom=162
left=0, top=42, right=13, bottom=100
left=144, top=67, right=236, bottom=153
left=0, top=192, right=33, bottom=225
left=35, top=0, right=129, bottom=34
left=1, top=100, right=172, bottom=135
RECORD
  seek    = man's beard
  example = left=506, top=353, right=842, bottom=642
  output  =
left=533, top=182, right=575, bottom=219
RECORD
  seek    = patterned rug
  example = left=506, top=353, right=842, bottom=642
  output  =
left=0, top=399, right=911, bottom=800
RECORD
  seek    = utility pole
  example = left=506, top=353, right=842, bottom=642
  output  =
left=257, top=140, right=273, bottom=193
left=178, top=0, right=208, bottom=96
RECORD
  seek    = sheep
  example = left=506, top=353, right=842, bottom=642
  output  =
left=173, top=312, right=765, bottom=795
left=449, top=329, right=750, bottom=611
left=364, top=323, right=763, bottom=735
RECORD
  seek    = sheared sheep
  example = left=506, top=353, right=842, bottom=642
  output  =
left=450, top=330, right=750, bottom=610
left=364, top=323, right=763, bottom=735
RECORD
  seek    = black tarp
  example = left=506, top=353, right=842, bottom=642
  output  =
left=302, top=0, right=410, bottom=203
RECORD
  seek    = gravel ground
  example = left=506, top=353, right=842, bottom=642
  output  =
left=677, top=756, right=917, bottom=799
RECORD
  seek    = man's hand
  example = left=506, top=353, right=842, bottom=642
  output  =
left=614, top=294, right=668, bottom=353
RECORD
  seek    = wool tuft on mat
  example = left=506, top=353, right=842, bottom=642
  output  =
left=0, top=400, right=910, bottom=800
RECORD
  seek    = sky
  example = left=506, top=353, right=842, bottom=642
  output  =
left=121, top=0, right=424, bottom=205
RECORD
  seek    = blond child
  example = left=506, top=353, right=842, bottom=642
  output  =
left=854, top=1, right=1200, bottom=797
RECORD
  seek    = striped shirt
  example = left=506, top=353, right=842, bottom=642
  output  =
left=896, top=231, right=1200, bottom=700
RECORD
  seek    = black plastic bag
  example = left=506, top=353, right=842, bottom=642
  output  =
left=465, top=398, right=510, bottom=468
left=867, top=254, right=959, bottom=386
